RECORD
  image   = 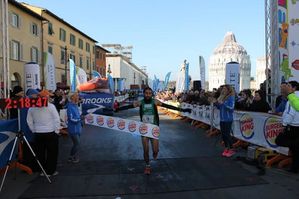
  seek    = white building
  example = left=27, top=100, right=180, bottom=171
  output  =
left=106, top=54, right=147, bottom=90
left=208, top=32, right=251, bottom=91
left=256, top=56, right=266, bottom=90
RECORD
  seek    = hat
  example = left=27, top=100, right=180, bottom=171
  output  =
left=39, top=89, right=54, bottom=97
left=26, top=89, right=39, bottom=97
left=13, top=86, right=23, bottom=95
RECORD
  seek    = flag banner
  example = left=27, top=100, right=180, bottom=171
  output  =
left=164, top=72, right=171, bottom=90
left=79, top=92, right=114, bottom=115
left=92, top=70, right=102, bottom=79
left=199, top=56, right=205, bottom=90
left=0, top=119, right=18, bottom=168
left=176, top=63, right=185, bottom=94
left=76, top=67, right=88, bottom=85
left=184, top=62, right=189, bottom=91
left=44, top=52, right=56, bottom=91
left=107, top=74, right=114, bottom=93
left=85, top=114, right=160, bottom=140
left=69, top=59, right=76, bottom=92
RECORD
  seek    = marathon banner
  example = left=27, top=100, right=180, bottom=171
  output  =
left=165, top=102, right=289, bottom=155
left=0, top=119, right=18, bottom=168
left=85, top=114, right=160, bottom=140
left=79, top=92, right=114, bottom=115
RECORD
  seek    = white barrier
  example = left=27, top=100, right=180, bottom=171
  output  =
left=175, top=102, right=289, bottom=155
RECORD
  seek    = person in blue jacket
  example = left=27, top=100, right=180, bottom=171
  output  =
left=66, top=92, right=82, bottom=163
left=213, top=85, right=236, bottom=157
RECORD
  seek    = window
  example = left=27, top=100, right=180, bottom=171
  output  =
left=11, top=13, right=20, bottom=28
left=48, top=46, right=53, bottom=54
left=60, top=48, right=66, bottom=64
left=79, top=39, right=83, bottom=49
left=79, top=56, right=83, bottom=67
left=96, top=51, right=100, bottom=59
left=70, top=34, right=76, bottom=46
left=86, top=43, right=90, bottom=52
left=48, top=22, right=54, bottom=35
left=31, top=23, right=38, bottom=36
left=86, top=57, right=90, bottom=70
left=92, top=46, right=95, bottom=54
left=31, top=47, right=38, bottom=62
left=59, top=28, right=66, bottom=41
left=11, top=40, right=20, bottom=60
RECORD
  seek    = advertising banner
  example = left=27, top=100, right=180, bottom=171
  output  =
left=85, top=113, right=160, bottom=139
left=79, top=92, right=114, bottom=115
left=288, top=0, right=299, bottom=81
left=225, top=62, right=240, bottom=93
left=44, top=52, right=56, bottom=91
left=0, top=119, right=18, bottom=168
left=24, top=62, right=40, bottom=92
left=199, top=56, right=205, bottom=90
left=178, top=103, right=289, bottom=155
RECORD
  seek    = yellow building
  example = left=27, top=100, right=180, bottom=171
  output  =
left=0, top=0, right=45, bottom=89
left=22, top=2, right=97, bottom=87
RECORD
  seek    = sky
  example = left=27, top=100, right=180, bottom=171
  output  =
left=20, top=0, right=265, bottom=81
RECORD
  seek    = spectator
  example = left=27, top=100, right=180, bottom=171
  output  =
left=27, top=89, right=60, bottom=176
left=275, top=81, right=299, bottom=173
left=248, top=90, right=271, bottom=113
left=66, top=92, right=82, bottom=163
left=213, top=85, right=235, bottom=157
left=10, top=86, right=24, bottom=119
left=274, top=82, right=288, bottom=115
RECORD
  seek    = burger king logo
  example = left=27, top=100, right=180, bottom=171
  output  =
left=128, top=121, right=137, bottom=132
left=239, top=114, right=254, bottom=139
left=152, top=127, right=160, bottom=138
left=85, top=114, right=94, bottom=124
left=117, top=119, right=126, bottom=130
left=139, top=124, right=148, bottom=135
left=96, top=116, right=104, bottom=126
left=264, top=117, right=284, bottom=148
left=107, top=117, right=115, bottom=128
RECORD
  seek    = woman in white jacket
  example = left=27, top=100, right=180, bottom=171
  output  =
left=27, top=90, right=61, bottom=176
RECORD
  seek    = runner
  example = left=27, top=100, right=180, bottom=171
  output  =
left=119, top=87, right=191, bottom=175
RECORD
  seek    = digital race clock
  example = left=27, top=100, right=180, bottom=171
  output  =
left=0, top=97, right=48, bottom=110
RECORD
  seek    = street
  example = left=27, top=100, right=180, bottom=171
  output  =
left=2, top=108, right=299, bottom=199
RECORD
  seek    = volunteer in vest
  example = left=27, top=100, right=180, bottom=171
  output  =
left=281, top=82, right=299, bottom=111
left=275, top=81, right=299, bottom=173
left=119, top=87, right=191, bottom=175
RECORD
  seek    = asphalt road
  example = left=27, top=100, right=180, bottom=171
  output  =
left=1, top=108, right=299, bottom=199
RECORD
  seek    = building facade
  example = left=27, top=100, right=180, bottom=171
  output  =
left=208, top=32, right=251, bottom=91
left=0, top=0, right=45, bottom=89
left=106, top=54, right=147, bottom=90
left=22, top=3, right=97, bottom=86
left=95, top=45, right=110, bottom=77
left=256, top=56, right=266, bottom=90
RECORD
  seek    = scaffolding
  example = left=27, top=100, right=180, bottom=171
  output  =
left=265, top=0, right=279, bottom=108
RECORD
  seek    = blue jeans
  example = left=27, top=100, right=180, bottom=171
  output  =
left=220, top=121, right=233, bottom=148
left=70, top=134, right=80, bottom=158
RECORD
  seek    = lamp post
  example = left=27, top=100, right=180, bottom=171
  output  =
left=107, top=64, right=112, bottom=77
left=64, top=46, right=68, bottom=85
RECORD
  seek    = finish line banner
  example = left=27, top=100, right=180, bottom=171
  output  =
left=85, top=114, right=160, bottom=139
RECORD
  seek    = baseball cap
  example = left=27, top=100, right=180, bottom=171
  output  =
left=39, top=89, right=54, bottom=97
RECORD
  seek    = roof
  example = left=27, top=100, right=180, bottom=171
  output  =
left=213, top=32, right=247, bottom=55
left=21, top=2, right=97, bottom=43
left=95, top=45, right=110, bottom=53
left=107, top=54, right=148, bottom=77
left=9, top=0, right=46, bottom=21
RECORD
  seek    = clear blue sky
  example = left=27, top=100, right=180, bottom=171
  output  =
left=21, top=0, right=265, bottom=81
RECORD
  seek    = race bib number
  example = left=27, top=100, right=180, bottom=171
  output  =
left=142, top=115, right=154, bottom=124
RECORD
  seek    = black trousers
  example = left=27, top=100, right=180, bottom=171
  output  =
left=34, top=132, right=59, bottom=175
left=220, top=121, right=233, bottom=148
left=275, top=126, right=299, bottom=170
